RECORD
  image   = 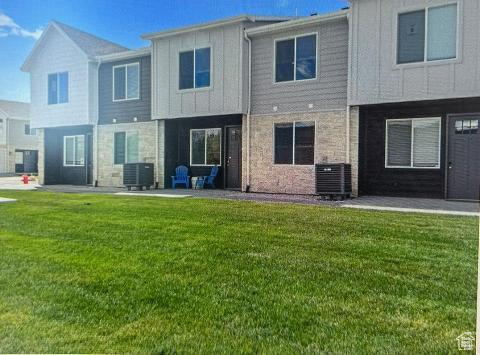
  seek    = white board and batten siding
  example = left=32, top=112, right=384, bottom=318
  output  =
left=349, top=0, right=480, bottom=106
left=250, top=18, right=349, bottom=115
left=29, top=28, right=96, bottom=128
left=151, top=22, right=248, bottom=119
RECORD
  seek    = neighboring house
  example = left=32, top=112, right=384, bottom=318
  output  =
left=142, top=15, right=291, bottom=189
left=349, top=0, right=480, bottom=201
left=244, top=10, right=358, bottom=195
left=0, top=100, right=38, bottom=175
left=96, top=48, right=161, bottom=187
left=21, top=21, right=127, bottom=185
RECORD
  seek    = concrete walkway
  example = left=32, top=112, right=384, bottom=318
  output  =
left=0, top=176, right=39, bottom=190
left=29, top=184, right=480, bottom=216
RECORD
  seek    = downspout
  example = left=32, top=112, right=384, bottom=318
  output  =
left=155, top=119, right=159, bottom=189
left=243, top=29, right=252, bottom=192
left=5, top=117, right=9, bottom=173
left=94, top=60, right=101, bottom=186
left=346, top=105, right=350, bottom=164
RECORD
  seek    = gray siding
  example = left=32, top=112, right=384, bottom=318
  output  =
left=152, top=23, right=247, bottom=119
left=98, top=55, right=151, bottom=125
left=349, top=0, right=480, bottom=106
left=250, top=18, right=348, bottom=115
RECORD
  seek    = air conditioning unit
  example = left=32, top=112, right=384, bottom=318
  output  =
left=315, top=163, right=352, bottom=200
left=123, top=163, right=154, bottom=191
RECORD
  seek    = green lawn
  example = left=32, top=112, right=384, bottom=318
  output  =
left=0, top=191, right=477, bottom=353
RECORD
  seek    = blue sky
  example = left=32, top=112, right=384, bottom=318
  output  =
left=0, top=0, right=348, bottom=103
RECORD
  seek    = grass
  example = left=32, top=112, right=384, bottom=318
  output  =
left=0, top=191, right=477, bottom=353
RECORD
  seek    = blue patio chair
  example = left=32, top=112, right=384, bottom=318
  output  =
left=171, top=165, right=190, bottom=189
left=203, top=165, right=219, bottom=188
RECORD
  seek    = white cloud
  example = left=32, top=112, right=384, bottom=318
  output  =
left=277, top=0, right=291, bottom=8
left=0, top=12, right=42, bottom=40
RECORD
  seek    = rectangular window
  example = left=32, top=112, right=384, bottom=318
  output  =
left=24, top=124, right=30, bottom=135
left=114, top=131, right=139, bottom=164
left=64, top=135, right=85, bottom=166
left=386, top=118, right=441, bottom=168
left=179, top=47, right=211, bottom=90
left=275, top=34, right=317, bottom=82
left=397, top=4, right=457, bottom=64
left=190, top=128, right=221, bottom=166
left=113, top=63, right=139, bottom=101
left=274, top=121, right=315, bottom=165
left=48, top=72, right=68, bottom=104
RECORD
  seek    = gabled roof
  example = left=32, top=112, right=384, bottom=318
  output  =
left=142, top=15, right=294, bottom=40
left=0, top=100, right=29, bottom=120
left=21, top=20, right=128, bottom=71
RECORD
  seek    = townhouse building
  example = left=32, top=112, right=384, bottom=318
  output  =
left=349, top=0, right=479, bottom=200
left=21, top=21, right=127, bottom=185
left=0, top=100, right=38, bottom=175
left=142, top=16, right=291, bottom=189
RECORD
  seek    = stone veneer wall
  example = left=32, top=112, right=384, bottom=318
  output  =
left=243, top=108, right=359, bottom=195
left=96, top=121, right=164, bottom=187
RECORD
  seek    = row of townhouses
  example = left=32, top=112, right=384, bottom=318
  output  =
left=20, top=0, right=480, bottom=200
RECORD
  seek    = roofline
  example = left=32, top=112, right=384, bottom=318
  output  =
left=141, top=15, right=293, bottom=40
left=96, top=47, right=151, bottom=62
left=245, top=10, right=349, bottom=37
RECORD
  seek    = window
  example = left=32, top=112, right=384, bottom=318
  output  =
left=179, top=47, right=211, bottom=90
left=455, top=119, right=479, bottom=134
left=64, top=135, right=85, bottom=166
left=48, top=72, right=68, bottom=104
left=24, top=124, right=30, bottom=135
left=190, top=128, right=221, bottom=166
left=113, top=63, right=139, bottom=101
left=386, top=118, right=441, bottom=168
left=274, top=121, right=315, bottom=165
left=275, top=34, right=316, bottom=82
left=114, top=131, right=139, bottom=164
left=15, top=151, right=23, bottom=165
left=397, top=4, right=457, bottom=64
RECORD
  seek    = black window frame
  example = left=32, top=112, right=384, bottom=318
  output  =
left=274, top=121, right=315, bottom=165
left=179, top=47, right=211, bottom=90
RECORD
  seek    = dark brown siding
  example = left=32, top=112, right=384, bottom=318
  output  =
left=359, top=97, right=480, bottom=198
left=98, top=55, right=151, bottom=125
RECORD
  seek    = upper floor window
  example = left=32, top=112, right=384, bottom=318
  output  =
left=48, top=72, right=68, bottom=105
left=385, top=118, right=441, bottom=169
left=397, top=4, right=457, bottom=64
left=275, top=34, right=317, bottom=83
left=113, top=63, right=140, bottom=101
left=274, top=121, right=315, bottom=165
left=179, top=47, right=211, bottom=90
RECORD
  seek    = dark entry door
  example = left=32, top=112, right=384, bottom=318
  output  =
left=225, top=126, right=242, bottom=189
left=86, top=133, right=93, bottom=185
left=447, top=115, right=480, bottom=200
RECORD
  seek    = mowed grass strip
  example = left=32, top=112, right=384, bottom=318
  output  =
left=0, top=191, right=477, bottom=353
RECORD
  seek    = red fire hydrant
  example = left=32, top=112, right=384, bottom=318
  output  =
left=22, top=175, right=29, bottom=184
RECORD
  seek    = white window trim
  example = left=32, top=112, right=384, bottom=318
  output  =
left=385, top=117, right=441, bottom=169
left=273, top=32, right=318, bottom=84
left=178, top=46, right=212, bottom=91
left=63, top=135, right=85, bottom=167
left=112, top=62, right=140, bottom=102
left=189, top=128, right=222, bottom=166
left=395, top=2, right=460, bottom=66
left=113, top=130, right=139, bottom=165
left=47, top=71, right=69, bottom=105
left=273, top=121, right=316, bottom=166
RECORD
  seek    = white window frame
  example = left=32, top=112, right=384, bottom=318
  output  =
left=273, top=121, right=316, bottom=165
left=178, top=46, right=212, bottom=91
left=112, top=62, right=140, bottom=102
left=395, top=2, right=459, bottom=66
left=385, top=117, right=441, bottom=169
left=47, top=71, right=69, bottom=105
left=63, top=135, right=85, bottom=167
left=273, top=33, right=318, bottom=84
left=113, top=130, right=139, bottom=165
left=189, top=128, right=222, bottom=166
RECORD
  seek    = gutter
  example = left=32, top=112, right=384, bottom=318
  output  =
left=244, top=29, right=252, bottom=192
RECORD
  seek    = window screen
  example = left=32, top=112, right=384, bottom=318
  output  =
left=387, top=120, right=412, bottom=167
left=427, top=4, right=457, bottom=61
left=274, top=123, right=294, bottom=164
left=397, top=10, right=425, bottom=64
left=275, top=39, right=295, bottom=82
left=58, top=72, right=69, bottom=104
left=206, top=128, right=220, bottom=165
left=48, top=73, right=58, bottom=105
left=114, top=132, right=126, bottom=164
left=126, top=64, right=139, bottom=99
left=294, top=122, right=315, bottom=165
left=114, top=66, right=126, bottom=100
left=126, top=132, right=139, bottom=163
left=412, top=119, right=440, bottom=167
left=296, top=35, right=316, bottom=80
left=195, top=48, right=211, bottom=88
left=191, top=130, right=206, bottom=165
